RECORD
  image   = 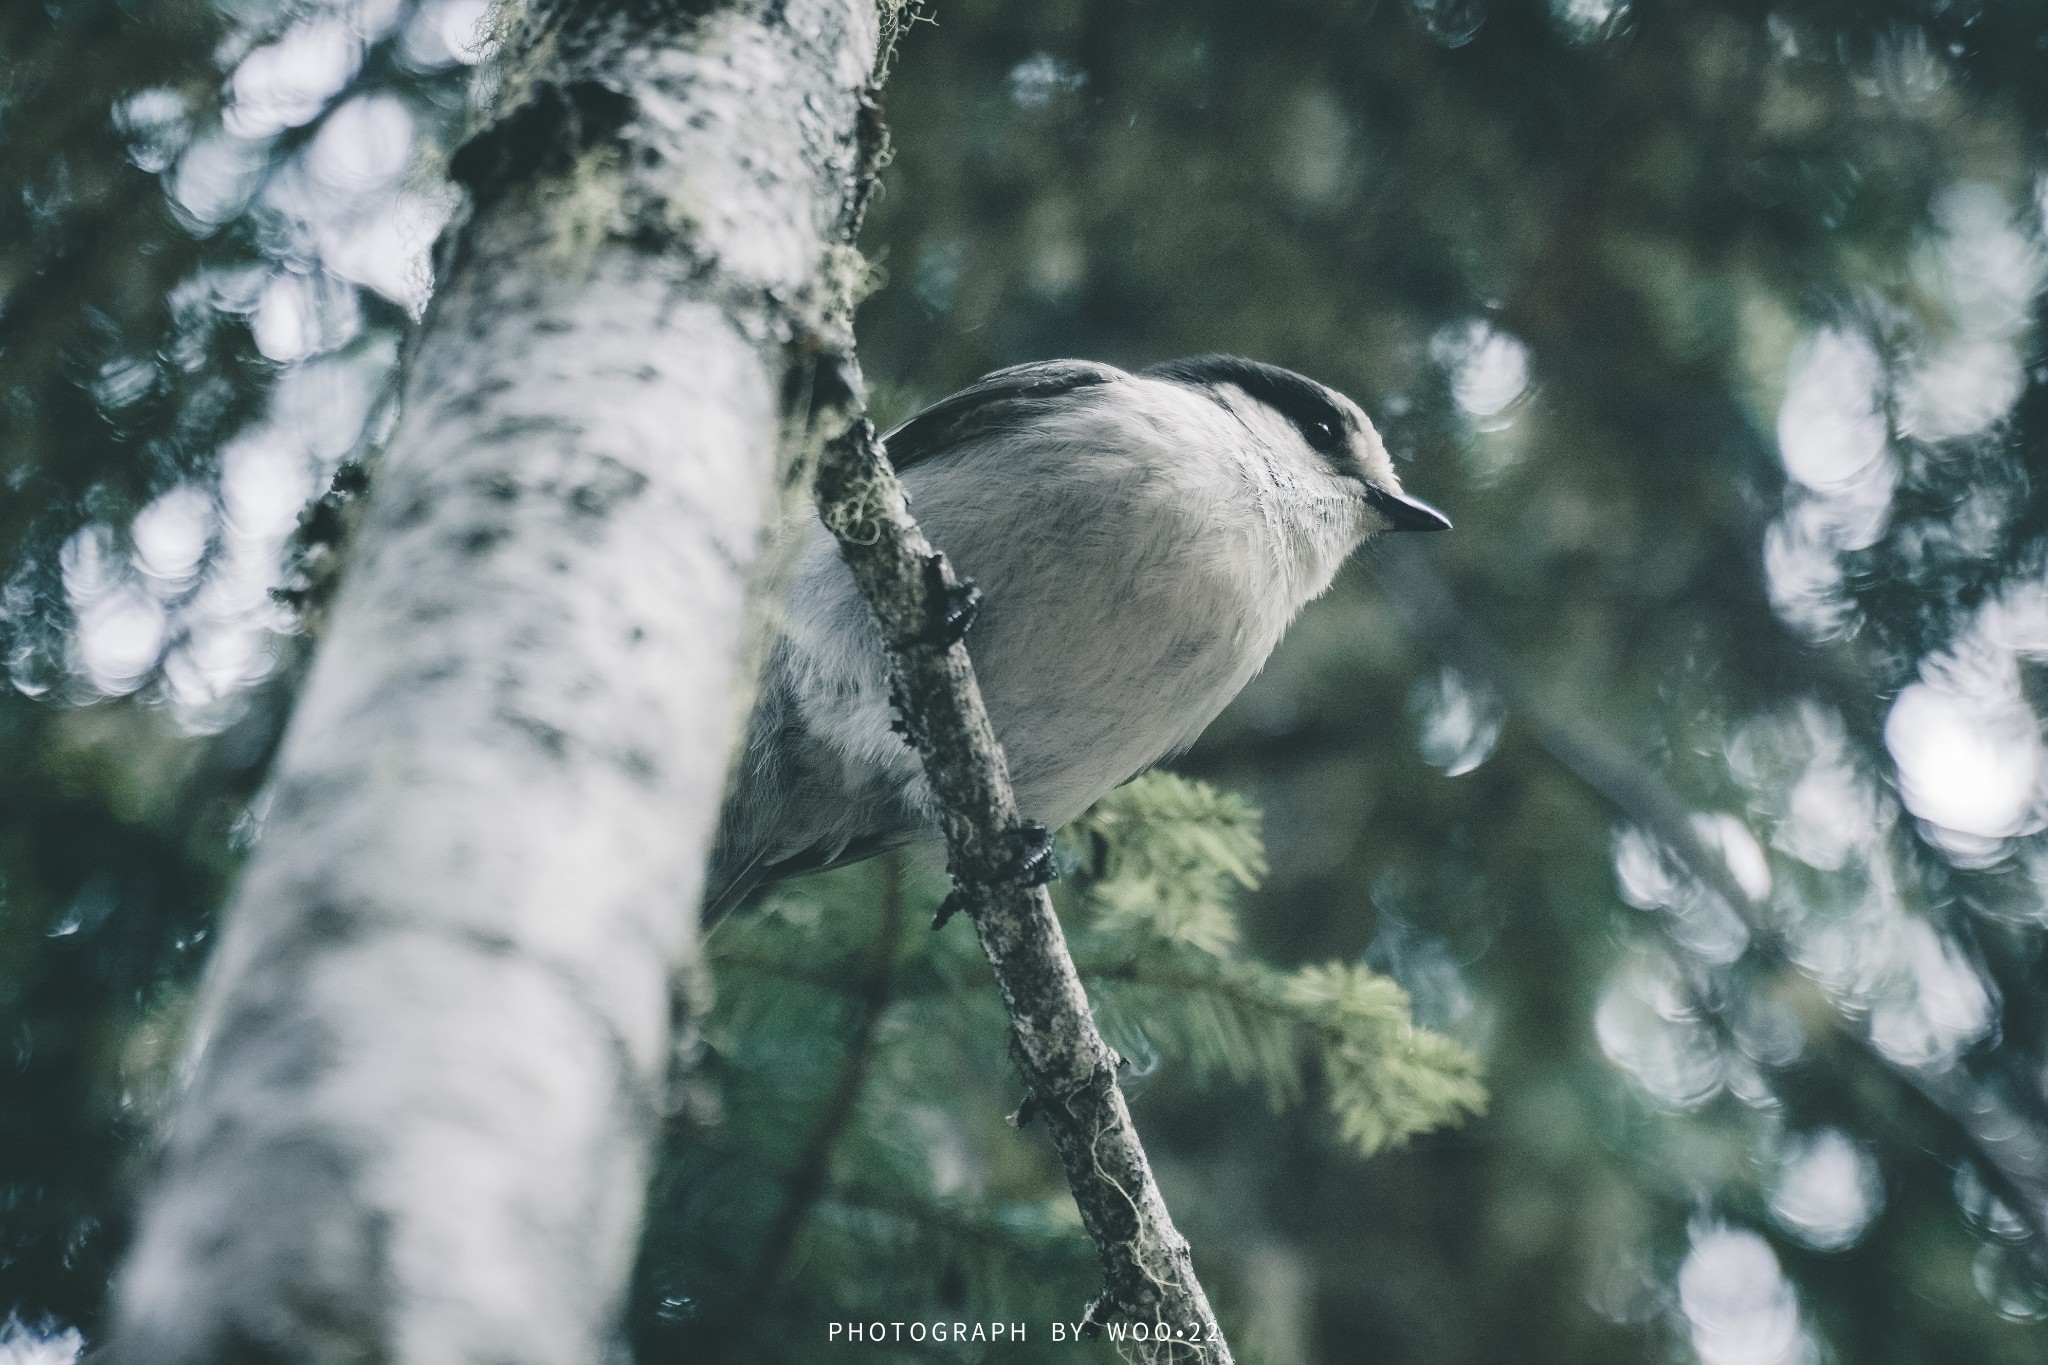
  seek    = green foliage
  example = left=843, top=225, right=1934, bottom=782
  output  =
left=16, top=1, right=2048, bottom=1360
left=1067, top=770, right=1265, bottom=955
left=1068, top=773, right=1484, bottom=1159
left=1283, top=962, right=1485, bottom=1157
left=632, top=774, right=1479, bottom=1359
left=638, top=854, right=1106, bottom=1361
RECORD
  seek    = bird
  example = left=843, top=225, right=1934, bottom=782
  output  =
left=705, top=354, right=1448, bottom=915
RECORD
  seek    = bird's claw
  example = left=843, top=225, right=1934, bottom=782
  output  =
left=920, top=554, right=982, bottom=646
left=886, top=679, right=914, bottom=740
left=934, top=824, right=1054, bottom=929
left=1001, top=821, right=1058, bottom=887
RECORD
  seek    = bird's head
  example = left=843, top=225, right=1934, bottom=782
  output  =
left=1145, top=354, right=1451, bottom=537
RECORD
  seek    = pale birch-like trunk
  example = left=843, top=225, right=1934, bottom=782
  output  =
left=101, top=2, right=884, bottom=1360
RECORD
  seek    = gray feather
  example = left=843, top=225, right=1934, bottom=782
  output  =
left=881, top=359, right=1122, bottom=470
left=705, top=355, right=1424, bottom=914
left=704, top=362, right=1123, bottom=912
left=704, top=638, right=925, bottom=916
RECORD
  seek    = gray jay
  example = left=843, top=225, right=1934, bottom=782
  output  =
left=706, top=355, right=1448, bottom=914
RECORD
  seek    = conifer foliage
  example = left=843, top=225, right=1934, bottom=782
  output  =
left=632, top=773, right=1483, bottom=1360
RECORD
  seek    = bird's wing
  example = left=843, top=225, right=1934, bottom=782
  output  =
left=702, top=826, right=922, bottom=922
left=702, top=657, right=930, bottom=919
left=882, top=359, right=1125, bottom=470
left=706, top=361, right=1127, bottom=917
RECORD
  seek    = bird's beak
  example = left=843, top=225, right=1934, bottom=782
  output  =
left=1366, top=486, right=1452, bottom=532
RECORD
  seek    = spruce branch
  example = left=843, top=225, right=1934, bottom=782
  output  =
left=810, top=369, right=1235, bottom=1362
left=1079, top=950, right=1485, bottom=1158
left=1065, top=771, right=1482, bottom=1156
left=737, top=853, right=909, bottom=1312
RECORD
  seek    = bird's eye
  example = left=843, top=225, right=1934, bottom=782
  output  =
left=1304, top=418, right=1342, bottom=452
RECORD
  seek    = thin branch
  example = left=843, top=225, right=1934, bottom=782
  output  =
left=807, top=376, right=1233, bottom=1361
left=1376, top=542, right=2048, bottom=1276
left=738, top=852, right=908, bottom=1308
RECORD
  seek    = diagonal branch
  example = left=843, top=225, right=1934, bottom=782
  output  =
left=737, top=853, right=908, bottom=1311
left=1376, top=542, right=2048, bottom=1278
left=808, top=368, right=1234, bottom=1362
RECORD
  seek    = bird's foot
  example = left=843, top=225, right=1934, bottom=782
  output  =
left=919, top=553, right=982, bottom=645
left=932, top=824, right=1056, bottom=931
left=886, top=678, right=914, bottom=741
left=1001, top=821, right=1058, bottom=887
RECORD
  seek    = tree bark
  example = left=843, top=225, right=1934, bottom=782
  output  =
left=101, top=2, right=885, bottom=1361
left=812, top=395, right=1235, bottom=1363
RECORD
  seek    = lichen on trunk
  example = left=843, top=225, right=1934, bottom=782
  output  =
left=100, top=3, right=889, bottom=1361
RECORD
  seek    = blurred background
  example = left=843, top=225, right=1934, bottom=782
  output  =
left=8, top=0, right=2048, bottom=1361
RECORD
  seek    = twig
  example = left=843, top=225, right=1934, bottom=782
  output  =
left=809, top=363, right=1234, bottom=1362
left=736, top=852, right=908, bottom=1310
left=1376, top=542, right=2048, bottom=1276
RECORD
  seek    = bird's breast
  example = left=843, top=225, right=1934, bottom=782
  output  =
left=897, top=440, right=1293, bottom=829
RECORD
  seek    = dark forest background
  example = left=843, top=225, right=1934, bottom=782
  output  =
left=8, top=0, right=2048, bottom=1361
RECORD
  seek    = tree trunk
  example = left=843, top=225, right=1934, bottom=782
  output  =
left=101, top=3, right=884, bottom=1360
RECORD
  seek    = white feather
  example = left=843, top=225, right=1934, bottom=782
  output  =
left=709, top=361, right=1408, bottom=905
